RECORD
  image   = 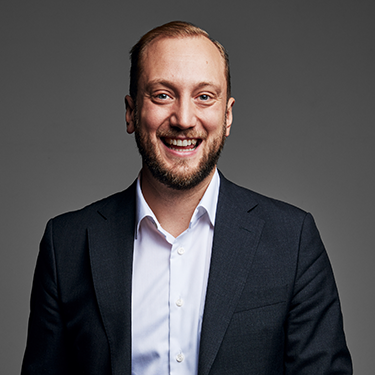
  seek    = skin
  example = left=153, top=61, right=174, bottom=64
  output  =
left=125, top=36, right=235, bottom=236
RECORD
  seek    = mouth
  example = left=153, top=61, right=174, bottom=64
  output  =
left=162, top=137, right=201, bottom=152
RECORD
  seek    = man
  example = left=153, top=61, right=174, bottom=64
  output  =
left=22, top=21, right=352, bottom=374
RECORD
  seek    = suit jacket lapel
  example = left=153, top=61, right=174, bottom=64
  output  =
left=88, top=183, right=136, bottom=375
left=198, top=175, right=265, bottom=375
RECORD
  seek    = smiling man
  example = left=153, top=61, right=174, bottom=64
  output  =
left=22, top=21, right=352, bottom=374
left=127, top=35, right=233, bottom=192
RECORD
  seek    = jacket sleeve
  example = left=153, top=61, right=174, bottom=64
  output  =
left=284, top=213, right=352, bottom=374
left=21, top=220, right=79, bottom=374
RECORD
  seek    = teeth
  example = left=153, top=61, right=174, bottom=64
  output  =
left=169, top=147, right=196, bottom=152
left=168, top=138, right=197, bottom=147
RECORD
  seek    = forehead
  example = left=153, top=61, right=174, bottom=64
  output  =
left=139, top=36, right=226, bottom=89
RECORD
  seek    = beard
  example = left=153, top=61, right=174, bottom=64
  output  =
left=134, top=111, right=227, bottom=191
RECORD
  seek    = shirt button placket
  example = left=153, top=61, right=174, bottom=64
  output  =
left=171, top=243, right=186, bottom=372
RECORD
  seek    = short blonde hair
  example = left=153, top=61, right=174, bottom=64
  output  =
left=129, top=21, right=231, bottom=101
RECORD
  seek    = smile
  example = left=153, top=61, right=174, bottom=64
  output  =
left=163, top=137, right=200, bottom=152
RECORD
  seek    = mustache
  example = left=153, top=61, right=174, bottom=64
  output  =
left=156, top=129, right=207, bottom=139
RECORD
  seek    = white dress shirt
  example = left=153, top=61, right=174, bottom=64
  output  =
left=131, top=170, right=220, bottom=375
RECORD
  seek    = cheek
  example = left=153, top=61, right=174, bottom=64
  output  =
left=200, top=111, right=226, bottom=134
left=140, top=105, right=169, bottom=132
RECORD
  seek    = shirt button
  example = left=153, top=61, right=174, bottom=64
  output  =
left=176, top=298, right=184, bottom=307
left=176, top=353, right=185, bottom=362
left=177, top=247, right=185, bottom=255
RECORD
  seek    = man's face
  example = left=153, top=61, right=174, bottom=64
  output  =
left=126, top=36, right=234, bottom=190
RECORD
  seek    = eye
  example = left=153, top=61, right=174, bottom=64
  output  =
left=156, top=93, right=170, bottom=100
left=198, top=94, right=210, bottom=101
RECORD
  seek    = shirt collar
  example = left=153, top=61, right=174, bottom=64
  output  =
left=135, top=169, right=220, bottom=239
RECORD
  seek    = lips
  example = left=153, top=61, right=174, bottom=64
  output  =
left=163, top=137, right=201, bottom=152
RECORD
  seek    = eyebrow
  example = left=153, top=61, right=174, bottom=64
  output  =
left=145, top=79, right=223, bottom=95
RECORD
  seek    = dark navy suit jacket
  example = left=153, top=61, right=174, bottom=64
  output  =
left=22, top=173, right=352, bottom=374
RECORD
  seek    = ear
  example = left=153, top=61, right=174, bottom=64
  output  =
left=125, top=95, right=136, bottom=134
left=225, top=97, right=235, bottom=137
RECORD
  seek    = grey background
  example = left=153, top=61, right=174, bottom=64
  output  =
left=1, top=0, right=374, bottom=373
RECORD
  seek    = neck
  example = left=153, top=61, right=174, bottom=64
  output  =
left=140, top=167, right=216, bottom=237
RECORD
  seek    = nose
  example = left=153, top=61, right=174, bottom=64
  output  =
left=170, top=97, right=196, bottom=129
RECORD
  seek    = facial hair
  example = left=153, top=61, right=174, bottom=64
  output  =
left=134, top=109, right=227, bottom=190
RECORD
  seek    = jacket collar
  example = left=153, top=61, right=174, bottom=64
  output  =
left=88, top=181, right=136, bottom=374
left=198, top=172, right=264, bottom=375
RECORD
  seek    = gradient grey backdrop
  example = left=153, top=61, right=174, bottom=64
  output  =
left=1, top=1, right=374, bottom=373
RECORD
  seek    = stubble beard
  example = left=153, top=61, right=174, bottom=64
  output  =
left=134, top=109, right=227, bottom=190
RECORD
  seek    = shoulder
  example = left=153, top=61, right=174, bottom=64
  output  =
left=218, top=173, right=325, bottom=269
left=219, top=172, right=308, bottom=225
left=49, top=180, right=137, bottom=232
